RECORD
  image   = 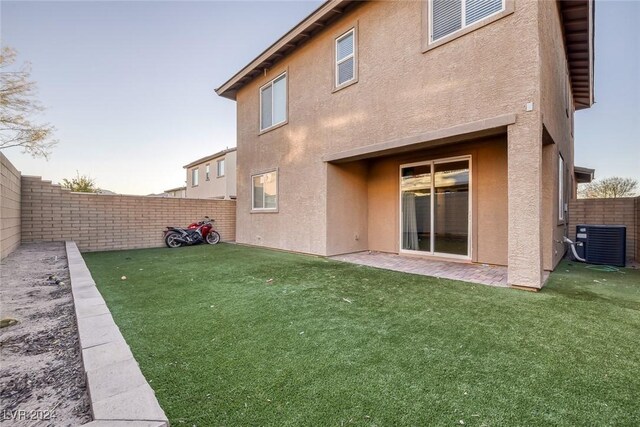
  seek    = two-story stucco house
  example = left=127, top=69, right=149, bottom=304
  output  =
left=216, top=0, right=594, bottom=290
left=184, top=148, right=237, bottom=199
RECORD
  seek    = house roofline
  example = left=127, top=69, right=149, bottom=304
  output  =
left=559, top=0, right=595, bottom=110
left=215, top=0, right=355, bottom=100
left=183, top=147, right=236, bottom=169
left=164, top=186, right=187, bottom=193
left=217, top=0, right=595, bottom=107
left=574, top=166, right=595, bottom=183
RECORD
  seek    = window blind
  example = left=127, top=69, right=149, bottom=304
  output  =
left=465, top=0, right=503, bottom=25
left=432, top=0, right=462, bottom=41
left=337, top=32, right=354, bottom=61
left=431, top=0, right=503, bottom=42
left=338, top=57, right=355, bottom=85
left=336, top=30, right=355, bottom=86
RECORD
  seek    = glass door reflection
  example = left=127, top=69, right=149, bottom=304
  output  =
left=433, top=160, right=469, bottom=256
left=400, top=158, right=470, bottom=258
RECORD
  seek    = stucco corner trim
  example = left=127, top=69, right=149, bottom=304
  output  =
left=323, top=113, right=517, bottom=163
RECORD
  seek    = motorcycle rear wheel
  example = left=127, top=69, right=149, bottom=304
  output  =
left=165, top=232, right=183, bottom=248
left=206, top=231, right=221, bottom=245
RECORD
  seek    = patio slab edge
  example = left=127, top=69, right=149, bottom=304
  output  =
left=65, top=241, right=169, bottom=427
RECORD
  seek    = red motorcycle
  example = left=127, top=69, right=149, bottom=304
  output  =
left=164, top=216, right=221, bottom=248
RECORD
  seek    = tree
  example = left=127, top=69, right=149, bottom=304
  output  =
left=61, top=172, right=97, bottom=193
left=579, top=177, right=638, bottom=199
left=0, top=46, right=57, bottom=158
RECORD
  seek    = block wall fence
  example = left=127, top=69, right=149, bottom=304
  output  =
left=569, top=197, right=639, bottom=262
left=1, top=152, right=22, bottom=259
left=20, top=176, right=236, bottom=252
left=3, top=154, right=639, bottom=261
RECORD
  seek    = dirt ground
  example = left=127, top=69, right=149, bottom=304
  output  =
left=0, top=242, right=91, bottom=426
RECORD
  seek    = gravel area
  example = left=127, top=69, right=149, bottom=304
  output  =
left=0, top=242, right=91, bottom=426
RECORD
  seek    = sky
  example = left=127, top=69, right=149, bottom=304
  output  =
left=1, top=0, right=639, bottom=195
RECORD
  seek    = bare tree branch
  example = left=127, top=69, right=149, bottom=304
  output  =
left=0, top=46, right=57, bottom=159
left=578, top=177, right=638, bottom=199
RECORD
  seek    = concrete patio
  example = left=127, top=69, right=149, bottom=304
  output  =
left=331, top=251, right=509, bottom=287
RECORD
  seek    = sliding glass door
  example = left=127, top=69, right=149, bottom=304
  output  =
left=400, top=157, right=471, bottom=258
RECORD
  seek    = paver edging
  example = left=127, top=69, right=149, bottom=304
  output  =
left=65, top=241, right=169, bottom=427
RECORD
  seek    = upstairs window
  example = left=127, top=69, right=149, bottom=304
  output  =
left=431, top=0, right=504, bottom=43
left=260, top=72, right=287, bottom=131
left=217, top=159, right=225, bottom=177
left=192, top=168, right=199, bottom=187
left=205, top=164, right=210, bottom=181
left=336, top=29, right=356, bottom=88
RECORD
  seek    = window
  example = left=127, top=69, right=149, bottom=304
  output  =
left=558, top=154, right=565, bottom=221
left=252, top=171, right=278, bottom=211
left=336, top=29, right=356, bottom=88
left=430, top=0, right=504, bottom=43
left=192, top=168, right=199, bottom=187
left=217, top=159, right=225, bottom=177
left=205, top=164, right=210, bottom=181
left=260, top=73, right=287, bottom=131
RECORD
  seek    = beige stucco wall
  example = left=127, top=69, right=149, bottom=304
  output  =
left=539, top=0, right=576, bottom=271
left=1, top=152, right=21, bottom=259
left=224, top=150, right=237, bottom=199
left=186, top=150, right=237, bottom=199
left=326, top=161, right=369, bottom=255
left=235, top=0, right=541, bottom=258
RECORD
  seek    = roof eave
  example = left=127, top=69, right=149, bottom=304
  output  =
left=561, top=0, right=595, bottom=111
left=182, top=147, right=237, bottom=169
left=574, top=166, right=595, bottom=183
left=215, top=0, right=351, bottom=101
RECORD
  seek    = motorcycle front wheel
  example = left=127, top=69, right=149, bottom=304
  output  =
left=165, top=232, right=183, bottom=248
left=206, top=231, right=221, bottom=245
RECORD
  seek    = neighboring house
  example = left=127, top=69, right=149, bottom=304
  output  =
left=573, top=166, right=595, bottom=198
left=164, top=186, right=187, bottom=198
left=184, top=148, right=237, bottom=199
left=216, top=0, right=595, bottom=290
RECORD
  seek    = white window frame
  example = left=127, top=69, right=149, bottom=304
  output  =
left=251, top=170, right=278, bottom=212
left=217, top=159, right=225, bottom=177
left=192, top=168, right=199, bottom=187
left=558, top=154, right=565, bottom=221
left=429, top=0, right=506, bottom=44
left=335, top=28, right=356, bottom=89
left=259, top=72, right=287, bottom=132
left=205, top=163, right=210, bottom=181
left=398, top=155, right=473, bottom=261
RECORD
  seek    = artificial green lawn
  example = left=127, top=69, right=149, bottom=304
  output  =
left=83, top=244, right=640, bottom=426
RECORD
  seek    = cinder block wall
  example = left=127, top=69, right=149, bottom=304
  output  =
left=569, top=197, right=639, bottom=262
left=1, top=153, right=22, bottom=259
left=21, top=176, right=236, bottom=252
